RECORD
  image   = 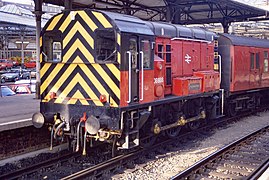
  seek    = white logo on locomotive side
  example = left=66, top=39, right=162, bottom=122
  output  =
left=185, top=54, right=191, bottom=64
left=154, top=77, right=164, bottom=84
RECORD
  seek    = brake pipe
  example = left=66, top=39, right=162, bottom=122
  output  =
left=82, top=131, right=87, bottom=156
left=53, top=121, right=66, bottom=139
left=76, top=121, right=83, bottom=152
left=76, top=112, right=87, bottom=152
left=50, top=123, right=57, bottom=150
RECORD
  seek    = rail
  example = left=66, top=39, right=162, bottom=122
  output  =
left=171, top=124, right=269, bottom=180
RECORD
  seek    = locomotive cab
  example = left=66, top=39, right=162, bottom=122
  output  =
left=33, top=9, right=158, bottom=153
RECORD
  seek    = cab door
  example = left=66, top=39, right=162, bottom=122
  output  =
left=124, top=35, right=154, bottom=104
left=126, top=37, right=139, bottom=104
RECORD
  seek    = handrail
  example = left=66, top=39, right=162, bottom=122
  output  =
left=126, top=51, right=131, bottom=103
left=218, top=54, right=222, bottom=84
left=139, top=51, right=144, bottom=101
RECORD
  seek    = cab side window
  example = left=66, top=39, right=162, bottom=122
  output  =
left=43, top=30, right=62, bottom=62
left=141, top=40, right=151, bottom=69
left=95, top=29, right=116, bottom=63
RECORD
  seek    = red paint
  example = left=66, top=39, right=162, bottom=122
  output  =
left=119, top=36, right=218, bottom=107
left=24, top=61, right=36, bottom=68
left=229, top=45, right=269, bottom=92
left=154, top=56, right=164, bottom=100
left=194, top=71, right=220, bottom=92
left=155, top=36, right=218, bottom=97
left=120, top=71, right=129, bottom=107
left=0, top=59, right=13, bottom=69
left=99, top=94, right=107, bottom=103
left=139, top=70, right=154, bottom=103
left=172, top=77, right=202, bottom=96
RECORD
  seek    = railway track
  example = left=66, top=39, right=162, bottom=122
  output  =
left=49, top=113, right=265, bottom=179
left=0, top=110, right=267, bottom=179
left=171, top=125, right=269, bottom=180
left=0, top=152, right=77, bottom=179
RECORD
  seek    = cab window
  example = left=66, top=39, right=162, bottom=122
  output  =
left=141, top=40, right=151, bottom=69
left=43, top=30, right=62, bottom=62
left=95, top=29, right=116, bottom=63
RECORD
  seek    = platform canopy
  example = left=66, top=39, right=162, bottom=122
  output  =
left=38, top=0, right=268, bottom=28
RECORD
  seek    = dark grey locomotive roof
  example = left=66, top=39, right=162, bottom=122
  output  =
left=220, top=33, right=269, bottom=48
left=101, top=10, right=216, bottom=41
left=145, top=21, right=216, bottom=41
left=101, top=10, right=154, bottom=36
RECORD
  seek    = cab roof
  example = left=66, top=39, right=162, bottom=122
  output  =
left=102, top=10, right=217, bottom=41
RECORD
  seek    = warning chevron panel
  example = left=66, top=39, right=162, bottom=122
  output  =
left=40, top=10, right=121, bottom=107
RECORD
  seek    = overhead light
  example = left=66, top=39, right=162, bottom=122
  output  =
left=15, top=41, right=30, bottom=44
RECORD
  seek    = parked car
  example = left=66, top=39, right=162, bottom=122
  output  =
left=1, top=72, right=20, bottom=82
left=24, top=60, right=36, bottom=68
left=1, top=86, right=15, bottom=96
left=0, top=62, right=7, bottom=70
left=30, top=70, right=36, bottom=78
left=10, top=68, right=30, bottom=79
left=1, top=75, right=5, bottom=83
left=0, top=59, right=13, bottom=69
left=12, top=60, right=20, bottom=67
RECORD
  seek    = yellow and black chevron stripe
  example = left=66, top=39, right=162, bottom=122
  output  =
left=40, top=10, right=120, bottom=107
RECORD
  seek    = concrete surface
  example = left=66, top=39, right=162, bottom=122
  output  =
left=0, top=94, right=39, bottom=131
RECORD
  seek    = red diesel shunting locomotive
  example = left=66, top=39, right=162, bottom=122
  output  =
left=32, top=9, right=269, bottom=155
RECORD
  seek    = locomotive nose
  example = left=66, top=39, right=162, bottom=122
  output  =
left=85, top=115, right=100, bottom=135
left=32, top=112, right=45, bottom=128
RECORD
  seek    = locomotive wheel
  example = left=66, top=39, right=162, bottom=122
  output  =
left=140, top=134, right=156, bottom=148
left=166, top=127, right=181, bottom=138
left=228, top=102, right=237, bottom=117
left=111, top=136, right=117, bottom=157
left=188, top=121, right=201, bottom=131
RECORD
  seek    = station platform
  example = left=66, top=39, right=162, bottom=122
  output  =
left=0, top=94, right=39, bottom=131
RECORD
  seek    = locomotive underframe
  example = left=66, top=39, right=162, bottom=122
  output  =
left=119, top=91, right=221, bottom=149
left=39, top=90, right=221, bottom=153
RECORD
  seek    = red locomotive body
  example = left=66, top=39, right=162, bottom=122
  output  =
left=146, top=22, right=219, bottom=99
